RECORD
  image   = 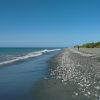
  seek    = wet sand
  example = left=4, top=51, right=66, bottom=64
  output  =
left=35, top=48, right=100, bottom=100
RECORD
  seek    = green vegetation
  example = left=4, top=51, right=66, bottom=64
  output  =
left=74, top=42, right=100, bottom=48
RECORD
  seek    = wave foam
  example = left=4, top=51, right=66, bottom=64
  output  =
left=0, top=49, right=61, bottom=66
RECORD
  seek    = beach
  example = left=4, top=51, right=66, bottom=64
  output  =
left=0, top=48, right=100, bottom=100
left=1, top=0, right=100, bottom=100
left=35, top=48, right=100, bottom=100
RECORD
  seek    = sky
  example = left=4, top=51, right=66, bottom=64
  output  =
left=0, top=0, right=100, bottom=47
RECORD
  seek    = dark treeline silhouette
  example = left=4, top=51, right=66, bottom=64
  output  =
left=74, top=42, right=100, bottom=48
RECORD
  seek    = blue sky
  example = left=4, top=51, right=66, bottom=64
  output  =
left=0, top=0, right=100, bottom=47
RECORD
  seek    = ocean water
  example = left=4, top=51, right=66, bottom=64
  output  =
left=0, top=47, right=60, bottom=66
left=0, top=47, right=61, bottom=100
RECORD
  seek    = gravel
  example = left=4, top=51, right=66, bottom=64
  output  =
left=50, top=48, right=100, bottom=100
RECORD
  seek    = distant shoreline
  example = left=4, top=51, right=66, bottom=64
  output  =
left=74, top=42, right=100, bottom=48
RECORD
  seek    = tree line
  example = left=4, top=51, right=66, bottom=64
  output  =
left=74, top=42, right=100, bottom=48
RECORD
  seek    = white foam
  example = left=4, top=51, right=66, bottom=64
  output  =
left=42, top=49, right=61, bottom=53
left=0, top=49, right=61, bottom=66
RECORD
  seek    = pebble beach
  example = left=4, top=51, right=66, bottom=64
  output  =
left=35, top=48, right=100, bottom=100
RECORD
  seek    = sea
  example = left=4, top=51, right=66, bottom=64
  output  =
left=0, top=47, right=61, bottom=100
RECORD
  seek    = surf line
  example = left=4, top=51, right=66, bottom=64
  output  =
left=0, top=49, right=61, bottom=66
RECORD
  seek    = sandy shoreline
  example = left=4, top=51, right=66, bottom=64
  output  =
left=35, top=48, right=100, bottom=100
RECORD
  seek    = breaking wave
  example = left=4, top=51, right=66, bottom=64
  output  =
left=0, top=49, right=61, bottom=66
